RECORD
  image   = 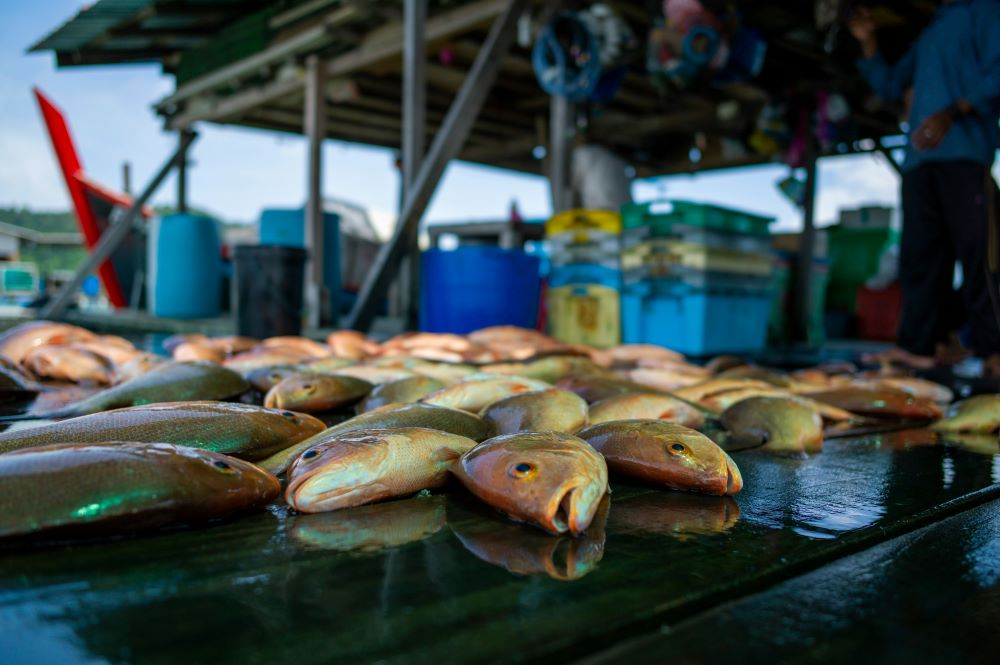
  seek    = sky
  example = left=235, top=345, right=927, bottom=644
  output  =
left=0, top=0, right=944, bottom=239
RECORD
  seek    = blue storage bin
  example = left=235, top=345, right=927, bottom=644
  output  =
left=622, top=280, right=772, bottom=356
left=420, top=247, right=541, bottom=334
left=148, top=213, right=222, bottom=319
left=548, top=263, right=621, bottom=289
left=259, top=208, right=341, bottom=315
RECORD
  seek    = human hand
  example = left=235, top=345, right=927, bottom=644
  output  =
left=847, top=7, right=877, bottom=56
left=912, top=110, right=953, bottom=150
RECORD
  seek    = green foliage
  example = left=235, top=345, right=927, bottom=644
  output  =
left=0, top=207, right=78, bottom=234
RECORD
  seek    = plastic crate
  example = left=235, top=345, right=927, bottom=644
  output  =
left=621, top=200, right=773, bottom=237
left=826, top=225, right=892, bottom=310
left=856, top=283, right=901, bottom=341
left=546, top=209, right=622, bottom=242
left=549, top=245, right=621, bottom=268
left=548, top=263, right=622, bottom=289
left=548, top=283, right=621, bottom=348
left=621, top=239, right=773, bottom=276
left=622, top=280, right=772, bottom=356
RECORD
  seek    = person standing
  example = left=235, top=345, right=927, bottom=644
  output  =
left=849, top=0, right=1000, bottom=370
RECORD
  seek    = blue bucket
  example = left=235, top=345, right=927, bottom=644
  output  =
left=420, top=247, right=541, bottom=334
left=148, top=213, right=221, bottom=319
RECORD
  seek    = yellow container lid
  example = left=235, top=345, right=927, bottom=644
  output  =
left=546, top=209, right=623, bottom=240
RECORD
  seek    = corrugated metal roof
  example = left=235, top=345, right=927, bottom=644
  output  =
left=30, top=0, right=157, bottom=53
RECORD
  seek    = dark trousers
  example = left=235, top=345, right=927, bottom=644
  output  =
left=899, top=161, right=1000, bottom=357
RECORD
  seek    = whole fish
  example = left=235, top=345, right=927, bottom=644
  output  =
left=596, top=344, right=684, bottom=366
left=111, top=353, right=169, bottom=385
left=704, top=355, right=748, bottom=374
left=70, top=340, right=143, bottom=367
left=700, top=388, right=855, bottom=422
left=576, top=420, right=742, bottom=495
left=356, top=375, right=446, bottom=413
left=608, top=492, right=740, bottom=539
left=717, top=365, right=797, bottom=388
left=931, top=394, right=1000, bottom=433
left=479, top=388, right=588, bottom=434
left=18, top=361, right=251, bottom=419
left=264, top=374, right=372, bottom=413
left=627, top=367, right=707, bottom=392
left=411, top=362, right=478, bottom=385
left=862, top=377, right=954, bottom=404
left=300, top=356, right=359, bottom=374
left=246, top=365, right=304, bottom=392
left=0, top=401, right=325, bottom=459
left=448, top=497, right=607, bottom=580
left=326, top=330, right=380, bottom=360
left=333, top=365, right=417, bottom=385
left=0, top=442, right=279, bottom=540
left=172, top=341, right=225, bottom=363
left=22, top=345, right=114, bottom=385
left=206, top=335, right=258, bottom=355
left=259, top=401, right=495, bottom=475
left=673, top=378, right=774, bottom=403
left=555, top=375, right=647, bottom=403
left=261, top=336, right=330, bottom=358
left=285, top=427, right=477, bottom=513
left=0, top=321, right=97, bottom=363
left=421, top=377, right=550, bottom=413
left=939, top=433, right=1000, bottom=455
left=720, top=396, right=823, bottom=454
left=481, top=356, right=607, bottom=383
left=161, top=333, right=208, bottom=354
left=288, top=495, right=447, bottom=552
left=808, top=387, right=942, bottom=420
left=224, top=347, right=315, bottom=373
left=588, top=393, right=706, bottom=428
left=452, top=432, right=609, bottom=536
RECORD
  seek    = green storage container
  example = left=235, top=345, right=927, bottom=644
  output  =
left=826, top=226, right=891, bottom=310
left=622, top=200, right=774, bottom=237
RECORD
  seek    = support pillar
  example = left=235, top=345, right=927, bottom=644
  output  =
left=549, top=94, right=573, bottom=213
left=401, top=0, right=427, bottom=329
left=176, top=133, right=188, bottom=213
left=304, top=54, right=327, bottom=329
left=793, top=140, right=819, bottom=343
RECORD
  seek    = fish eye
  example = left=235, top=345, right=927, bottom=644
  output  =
left=213, top=460, right=235, bottom=474
left=281, top=411, right=299, bottom=421
left=509, top=462, right=535, bottom=479
left=302, top=449, right=319, bottom=460
left=302, top=383, right=314, bottom=391
left=668, top=443, right=688, bottom=455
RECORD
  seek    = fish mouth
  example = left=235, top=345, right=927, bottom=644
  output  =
left=546, top=484, right=598, bottom=536
left=723, top=454, right=743, bottom=495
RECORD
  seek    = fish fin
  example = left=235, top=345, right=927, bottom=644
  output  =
left=432, top=447, right=462, bottom=464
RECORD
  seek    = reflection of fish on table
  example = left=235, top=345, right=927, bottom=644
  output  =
left=607, top=491, right=741, bottom=540
left=447, top=496, right=607, bottom=581
left=288, top=495, right=448, bottom=553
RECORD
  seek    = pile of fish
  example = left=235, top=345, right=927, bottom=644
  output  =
left=0, top=320, right=997, bottom=549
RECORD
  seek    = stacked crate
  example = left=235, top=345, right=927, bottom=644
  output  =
left=545, top=209, right=623, bottom=348
left=619, top=200, right=775, bottom=355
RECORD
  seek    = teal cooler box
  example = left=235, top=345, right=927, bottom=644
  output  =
left=622, top=279, right=772, bottom=355
left=259, top=208, right=341, bottom=316
left=148, top=213, right=222, bottom=318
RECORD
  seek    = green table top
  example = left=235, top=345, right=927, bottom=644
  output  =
left=2, top=430, right=998, bottom=664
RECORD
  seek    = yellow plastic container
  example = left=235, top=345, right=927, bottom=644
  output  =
left=547, top=283, right=621, bottom=348
left=546, top=209, right=622, bottom=244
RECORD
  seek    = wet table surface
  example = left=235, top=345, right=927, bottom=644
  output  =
left=1, top=430, right=999, bottom=664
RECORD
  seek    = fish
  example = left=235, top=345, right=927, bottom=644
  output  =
left=719, top=396, right=824, bottom=454
left=608, top=492, right=740, bottom=539
left=356, top=375, right=446, bottom=413
left=588, top=393, right=706, bottom=428
left=480, top=356, right=608, bottom=383
left=673, top=378, right=774, bottom=403
left=939, top=432, right=1000, bottom=455
left=554, top=375, right=647, bottom=403
left=479, top=388, right=588, bottom=434
left=0, top=442, right=279, bottom=541
left=264, top=374, right=372, bottom=413
left=172, top=341, right=225, bottom=363
left=261, top=336, right=331, bottom=358
left=287, top=495, right=448, bottom=552
left=245, top=365, right=305, bottom=392
left=0, top=401, right=326, bottom=459
left=0, top=321, right=97, bottom=363
left=808, top=387, right=943, bottom=420
left=22, top=345, right=114, bottom=385
left=332, top=365, right=417, bottom=385
left=223, top=347, right=315, bottom=373
left=700, top=387, right=855, bottom=422
left=326, top=330, right=380, bottom=359
left=411, top=362, right=478, bottom=385
left=111, top=353, right=169, bottom=385
left=861, top=377, right=954, bottom=404
left=627, top=367, right=707, bottom=392
left=716, top=365, right=799, bottom=388
left=931, top=394, right=1000, bottom=433
left=206, top=335, right=258, bottom=355
left=704, top=355, right=748, bottom=374
left=285, top=427, right=477, bottom=513
left=576, top=420, right=742, bottom=495
left=161, top=333, right=208, bottom=354
left=300, top=356, right=359, bottom=374
left=448, top=496, right=607, bottom=580
left=69, top=340, right=143, bottom=367
left=258, top=401, right=495, bottom=475
left=595, top=344, right=684, bottom=367
left=421, top=377, right=551, bottom=413
left=452, top=432, right=609, bottom=535
left=16, top=361, right=252, bottom=419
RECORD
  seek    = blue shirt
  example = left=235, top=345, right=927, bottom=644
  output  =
left=856, top=0, right=1000, bottom=170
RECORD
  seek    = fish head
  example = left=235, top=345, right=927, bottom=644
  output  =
left=265, top=374, right=326, bottom=411
left=455, top=433, right=608, bottom=536
left=169, top=444, right=280, bottom=505
left=284, top=435, right=393, bottom=512
left=265, top=407, right=328, bottom=441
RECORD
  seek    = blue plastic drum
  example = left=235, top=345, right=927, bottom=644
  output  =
left=148, top=213, right=221, bottom=319
left=420, top=247, right=541, bottom=334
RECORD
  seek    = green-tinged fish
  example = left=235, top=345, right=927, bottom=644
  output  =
left=0, top=442, right=279, bottom=541
left=931, top=394, right=1000, bottom=433
left=554, top=375, right=647, bottom=403
left=301, top=356, right=358, bottom=374
left=0, top=401, right=325, bottom=460
left=588, top=393, right=705, bottom=428
left=285, top=427, right=477, bottom=513
left=9, top=361, right=251, bottom=419
left=720, top=396, right=823, bottom=454
left=332, top=365, right=416, bottom=385
left=608, top=492, right=740, bottom=539
left=479, top=388, right=588, bottom=434
left=245, top=365, right=303, bottom=392
left=412, top=363, right=478, bottom=385
left=939, top=432, right=1000, bottom=455
left=701, top=387, right=855, bottom=422
left=356, top=376, right=446, bottom=413
left=288, top=495, right=447, bottom=552
left=448, top=496, right=607, bottom=580
left=452, top=432, right=609, bottom=536
left=421, top=377, right=550, bottom=413
left=263, top=374, right=372, bottom=413
left=259, top=402, right=494, bottom=475
left=480, top=356, right=607, bottom=383
left=576, top=420, right=742, bottom=495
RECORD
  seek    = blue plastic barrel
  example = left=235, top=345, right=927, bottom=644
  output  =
left=420, top=247, right=541, bottom=334
left=259, top=208, right=341, bottom=316
left=148, top=213, right=221, bottom=319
